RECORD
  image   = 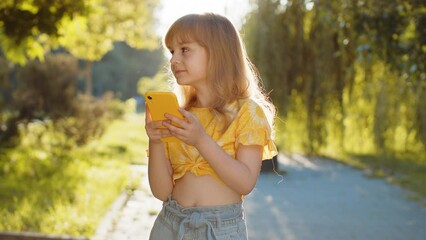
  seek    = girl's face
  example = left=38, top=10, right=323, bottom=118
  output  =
left=168, top=39, right=208, bottom=88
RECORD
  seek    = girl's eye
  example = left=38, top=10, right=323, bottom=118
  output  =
left=182, top=47, right=189, bottom=53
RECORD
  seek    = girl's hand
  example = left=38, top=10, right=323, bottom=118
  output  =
left=145, top=105, right=172, bottom=143
left=163, top=108, right=207, bottom=146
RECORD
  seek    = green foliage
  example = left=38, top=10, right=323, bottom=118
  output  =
left=243, top=0, right=426, bottom=155
left=0, top=121, right=128, bottom=235
left=0, top=57, right=9, bottom=108
left=0, top=0, right=162, bottom=100
left=340, top=152, right=426, bottom=204
left=92, top=42, right=164, bottom=99
left=90, top=114, right=148, bottom=165
left=60, top=0, right=159, bottom=61
left=59, top=0, right=161, bottom=95
left=0, top=54, right=79, bottom=145
left=0, top=0, right=160, bottom=67
left=54, top=93, right=123, bottom=146
left=0, top=0, right=87, bottom=43
left=15, top=54, right=78, bottom=119
left=0, top=0, right=88, bottom=64
left=244, top=0, right=426, bottom=202
left=137, top=70, right=171, bottom=95
left=0, top=113, right=148, bottom=236
left=0, top=53, right=127, bottom=146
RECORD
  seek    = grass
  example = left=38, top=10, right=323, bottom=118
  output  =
left=89, top=114, right=149, bottom=165
left=324, top=151, right=426, bottom=206
left=276, top=106, right=426, bottom=207
left=0, top=113, right=149, bottom=236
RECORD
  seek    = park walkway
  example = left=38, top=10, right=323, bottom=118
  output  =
left=93, top=165, right=161, bottom=240
left=94, top=153, right=426, bottom=240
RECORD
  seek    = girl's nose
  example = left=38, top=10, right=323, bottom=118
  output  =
left=170, top=55, right=181, bottom=65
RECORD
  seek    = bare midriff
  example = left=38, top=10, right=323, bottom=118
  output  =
left=171, top=172, right=241, bottom=207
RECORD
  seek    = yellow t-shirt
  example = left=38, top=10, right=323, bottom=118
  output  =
left=165, top=99, right=278, bottom=184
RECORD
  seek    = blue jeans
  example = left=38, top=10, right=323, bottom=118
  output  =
left=149, top=198, right=248, bottom=240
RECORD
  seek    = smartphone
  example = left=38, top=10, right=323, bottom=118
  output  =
left=145, top=91, right=183, bottom=142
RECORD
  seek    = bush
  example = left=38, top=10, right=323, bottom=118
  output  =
left=54, top=93, right=126, bottom=146
left=15, top=54, right=78, bottom=119
left=0, top=54, right=78, bottom=145
left=0, top=119, right=132, bottom=236
left=1, top=54, right=127, bottom=147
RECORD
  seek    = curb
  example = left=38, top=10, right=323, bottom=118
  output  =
left=0, top=231, right=89, bottom=240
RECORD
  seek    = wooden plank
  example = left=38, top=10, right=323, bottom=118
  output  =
left=0, top=232, right=90, bottom=240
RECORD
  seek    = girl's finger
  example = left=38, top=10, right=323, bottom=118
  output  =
left=145, top=104, right=152, bottom=122
left=164, top=121, right=186, bottom=136
left=164, top=113, right=188, bottom=128
left=159, top=129, right=172, bottom=138
left=151, top=120, right=165, bottom=129
left=178, top=108, right=196, bottom=123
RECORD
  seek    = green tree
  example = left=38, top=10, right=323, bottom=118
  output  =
left=0, top=0, right=160, bottom=96
left=0, top=54, right=79, bottom=145
left=0, top=0, right=88, bottom=64
left=58, top=0, right=160, bottom=95
left=243, top=0, right=426, bottom=154
left=92, top=41, right=164, bottom=99
left=137, top=70, right=170, bottom=95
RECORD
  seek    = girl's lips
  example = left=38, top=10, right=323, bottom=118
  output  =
left=174, top=69, right=186, bottom=74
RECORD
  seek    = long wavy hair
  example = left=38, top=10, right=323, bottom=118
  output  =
left=164, top=13, right=275, bottom=137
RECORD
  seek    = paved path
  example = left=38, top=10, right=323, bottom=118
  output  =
left=96, top=154, right=426, bottom=240
left=245, top=153, right=426, bottom=240
left=93, top=165, right=161, bottom=240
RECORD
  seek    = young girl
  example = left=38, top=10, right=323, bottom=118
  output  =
left=145, top=13, right=277, bottom=240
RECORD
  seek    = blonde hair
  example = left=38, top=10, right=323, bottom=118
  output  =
left=164, top=13, right=275, bottom=137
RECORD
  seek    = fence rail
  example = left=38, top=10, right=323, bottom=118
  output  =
left=0, top=232, right=89, bottom=240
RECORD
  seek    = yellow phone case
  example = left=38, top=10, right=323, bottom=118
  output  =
left=145, top=91, right=183, bottom=142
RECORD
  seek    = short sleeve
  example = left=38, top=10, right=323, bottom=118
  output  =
left=235, top=100, right=278, bottom=160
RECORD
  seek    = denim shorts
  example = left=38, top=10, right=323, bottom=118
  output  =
left=149, top=198, right=248, bottom=240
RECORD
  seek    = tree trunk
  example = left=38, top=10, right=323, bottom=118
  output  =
left=84, top=60, right=93, bottom=96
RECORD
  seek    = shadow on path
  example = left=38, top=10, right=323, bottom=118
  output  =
left=245, top=153, right=426, bottom=240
